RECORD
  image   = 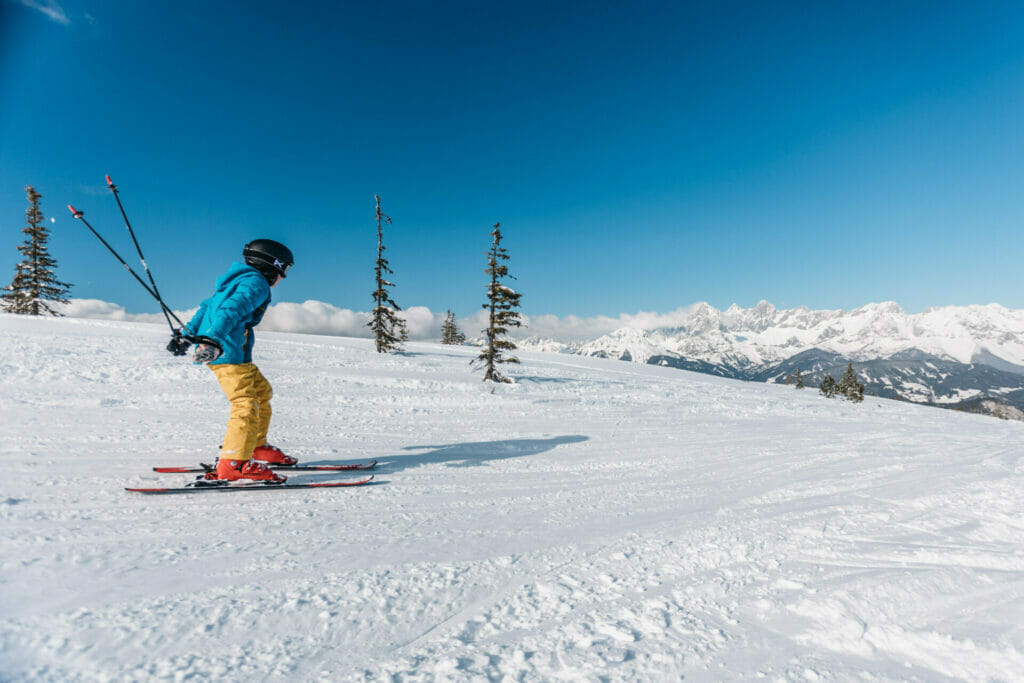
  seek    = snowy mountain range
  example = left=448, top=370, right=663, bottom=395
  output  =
left=517, top=301, right=1024, bottom=417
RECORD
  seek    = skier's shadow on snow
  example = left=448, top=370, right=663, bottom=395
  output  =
left=383, top=435, right=589, bottom=472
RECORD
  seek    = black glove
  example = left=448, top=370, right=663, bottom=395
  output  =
left=166, top=332, right=192, bottom=356
left=192, top=337, right=223, bottom=364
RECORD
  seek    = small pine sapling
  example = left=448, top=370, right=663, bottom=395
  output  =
left=441, top=310, right=466, bottom=345
left=837, top=363, right=865, bottom=403
left=819, top=374, right=838, bottom=398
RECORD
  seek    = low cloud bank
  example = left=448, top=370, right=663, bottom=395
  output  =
left=523, top=305, right=704, bottom=343
left=56, top=299, right=183, bottom=325
left=261, top=301, right=444, bottom=339
left=53, top=298, right=703, bottom=343
left=55, top=299, right=451, bottom=341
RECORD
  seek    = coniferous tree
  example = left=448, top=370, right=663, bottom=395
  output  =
left=794, top=368, right=805, bottom=389
left=441, top=309, right=466, bottom=345
left=2, top=186, right=71, bottom=316
left=475, top=222, right=524, bottom=383
left=836, top=362, right=865, bottom=403
left=819, top=374, right=838, bottom=398
left=441, top=310, right=457, bottom=344
left=367, top=194, right=403, bottom=353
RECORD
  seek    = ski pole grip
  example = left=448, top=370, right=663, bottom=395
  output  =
left=106, top=175, right=115, bottom=188
left=68, top=205, right=83, bottom=218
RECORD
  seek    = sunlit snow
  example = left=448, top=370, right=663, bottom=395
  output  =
left=2, top=314, right=1023, bottom=680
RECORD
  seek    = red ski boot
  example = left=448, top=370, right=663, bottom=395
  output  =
left=252, top=443, right=297, bottom=466
left=206, top=458, right=287, bottom=483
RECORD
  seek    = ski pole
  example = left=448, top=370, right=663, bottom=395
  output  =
left=105, top=175, right=175, bottom=332
left=67, top=204, right=186, bottom=331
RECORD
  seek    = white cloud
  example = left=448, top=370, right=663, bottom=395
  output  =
left=260, top=300, right=368, bottom=337
left=517, top=305, right=707, bottom=343
left=57, top=299, right=130, bottom=320
left=20, top=0, right=70, bottom=25
left=55, top=299, right=197, bottom=326
left=53, top=298, right=698, bottom=344
left=54, top=299, right=444, bottom=341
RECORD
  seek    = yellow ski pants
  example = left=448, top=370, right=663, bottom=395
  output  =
left=209, top=363, right=272, bottom=461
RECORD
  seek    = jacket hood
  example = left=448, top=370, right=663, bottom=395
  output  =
left=215, top=262, right=266, bottom=290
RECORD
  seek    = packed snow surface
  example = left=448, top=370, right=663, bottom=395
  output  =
left=2, top=314, right=1023, bottom=681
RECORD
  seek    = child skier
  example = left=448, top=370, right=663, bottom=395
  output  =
left=169, top=239, right=296, bottom=483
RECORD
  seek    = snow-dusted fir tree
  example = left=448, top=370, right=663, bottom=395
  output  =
left=475, top=223, right=523, bottom=382
left=367, top=194, right=403, bottom=353
left=819, top=374, right=838, bottom=398
left=2, top=185, right=71, bottom=316
left=794, top=368, right=805, bottom=389
left=441, top=310, right=466, bottom=345
left=837, top=363, right=865, bottom=403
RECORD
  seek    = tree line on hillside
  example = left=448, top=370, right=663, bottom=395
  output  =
left=785, top=364, right=865, bottom=403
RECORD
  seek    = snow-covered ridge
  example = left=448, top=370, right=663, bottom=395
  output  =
left=513, top=301, right=1024, bottom=416
left=572, top=300, right=1024, bottom=370
left=53, top=298, right=1024, bottom=372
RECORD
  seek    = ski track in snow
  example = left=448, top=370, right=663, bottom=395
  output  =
left=1, top=315, right=1023, bottom=681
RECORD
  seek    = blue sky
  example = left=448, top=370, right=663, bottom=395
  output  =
left=2, top=0, right=1023, bottom=320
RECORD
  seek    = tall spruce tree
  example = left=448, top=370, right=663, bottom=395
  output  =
left=367, top=194, right=403, bottom=353
left=441, top=309, right=466, bottom=345
left=794, top=368, right=805, bottom=389
left=476, top=223, right=524, bottom=383
left=2, top=185, right=71, bottom=316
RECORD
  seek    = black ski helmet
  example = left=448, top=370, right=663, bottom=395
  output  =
left=243, top=239, right=293, bottom=282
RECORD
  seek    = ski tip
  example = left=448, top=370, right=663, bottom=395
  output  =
left=105, top=174, right=115, bottom=188
left=68, top=204, right=82, bottom=218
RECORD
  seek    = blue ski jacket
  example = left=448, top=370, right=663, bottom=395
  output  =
left=184, top=262, right=271, bottom=365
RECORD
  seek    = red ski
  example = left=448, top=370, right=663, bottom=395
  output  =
left=127, top=475, right=374, bottom=495
left=153, top=460, right=377, bottom=474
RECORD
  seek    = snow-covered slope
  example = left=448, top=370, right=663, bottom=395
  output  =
left=2, top=314, right=1024, bottom=681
